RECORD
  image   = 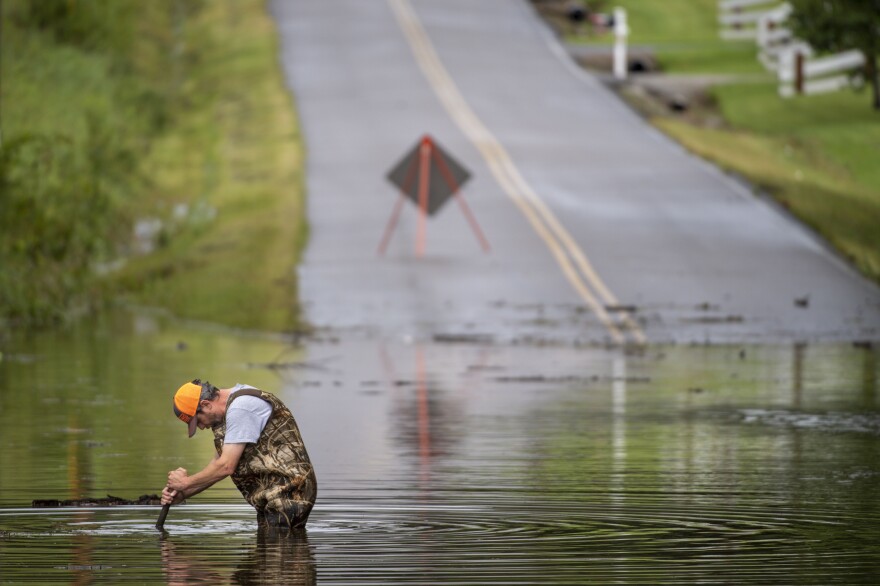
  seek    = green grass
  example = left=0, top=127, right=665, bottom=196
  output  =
left=4, top=35, right=118, bottom=138
left=112, top=0, right=307, bottom=333
left=568, top=0, right=766, bottom=74
left=1, top=0, right=159, bottom=325
left=614, top=0, right=723, bottom=44
left=656, top=84, right=880, bottom=281
left=653, top=43, right=766, bottom=75
left=2, top=0, right=307, bottom=332
left=715, top=83, right=880, bottom=189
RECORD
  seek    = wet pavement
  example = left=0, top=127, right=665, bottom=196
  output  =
left=272, top=0, right=880, bottom=345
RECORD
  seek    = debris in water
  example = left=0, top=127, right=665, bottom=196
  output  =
left=494, top=375, right=598, bottom=384
left=605, top=305, right=638, bottom=313
left=247, top=357, right=338, bottom=371
left=495, top=374, right=652, bottom=384
left=32, top=494, right=162, bottom=507
left=683, top=315, right=744, bottom=324
left=433, top=333, right=494, bottom=344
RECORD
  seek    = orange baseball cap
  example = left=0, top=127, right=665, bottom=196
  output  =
left=173, top=381, right=202, bottom=437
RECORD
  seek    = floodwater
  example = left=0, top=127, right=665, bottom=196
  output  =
left=1, top=310, right=879, bottom=584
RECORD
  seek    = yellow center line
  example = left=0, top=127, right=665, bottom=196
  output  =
left=388, top=0, right=646, bottom=345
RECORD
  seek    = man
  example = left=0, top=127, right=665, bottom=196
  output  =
left=162, top=379, right=317, bottom=527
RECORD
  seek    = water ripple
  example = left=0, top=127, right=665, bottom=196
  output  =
left=739, top=409, right=880, bottom=434
left=2, top=494, right=879, bottom=584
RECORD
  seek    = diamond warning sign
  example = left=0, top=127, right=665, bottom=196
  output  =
left=379, top=134, right=489, bottom=256
left=386, top=135, right=471, bottom=216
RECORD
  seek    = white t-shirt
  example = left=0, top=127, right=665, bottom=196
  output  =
left=224, top=384, right=273, bottom=444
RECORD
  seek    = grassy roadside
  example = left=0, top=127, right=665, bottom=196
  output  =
left=545, top=0, right=766, bottom=74
left=657, top=85, right=880, bottom=281
left=546, top=0, right=880, bottom=283
left=111, top=0, right=308, bottom=333
left=1, top=0, right=307, bottom=332
left=1, top=0, right=158, bottom=326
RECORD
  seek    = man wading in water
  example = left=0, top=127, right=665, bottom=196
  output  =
left=161, top=380, right=317, bottom=528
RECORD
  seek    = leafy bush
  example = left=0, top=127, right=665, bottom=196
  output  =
left=0, top=122, right=132, bottom=324
left=13, top=0, right=135, bottom=52
left=0, top=0, right=205, bottom=326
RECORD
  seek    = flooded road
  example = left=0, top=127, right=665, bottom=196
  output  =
left=277, top=0, right=880, bottom=346
left=2, top=310, right=879, bottom=583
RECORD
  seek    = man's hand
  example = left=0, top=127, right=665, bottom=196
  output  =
left=161, top=485, right=185, bottom=506
left=162, top=446, right=244, bottom=503
left=167, top=467, right=189, bottom=492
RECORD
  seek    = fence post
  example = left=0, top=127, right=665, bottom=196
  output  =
left=613, top=7, right=628, bottom=80
left=778, top=46, right=793, bottom=97
left=756, top=13, right=768, bottom=50
left=795, top=50, right=804, bottom=94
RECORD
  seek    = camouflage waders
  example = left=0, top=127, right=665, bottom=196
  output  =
left=213, top=388, right=317, bottom=527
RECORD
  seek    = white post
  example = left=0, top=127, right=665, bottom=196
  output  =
left=613, top=7, right=628, bottom=80
left=756, top=14, right=769, bottom=50
left=777, top=42, right=814, bottom=97
left=778, top=45, right=795, bottom=97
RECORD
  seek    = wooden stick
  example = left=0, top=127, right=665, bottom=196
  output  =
left=157, top=484, right=172, bottom=531
left=156, top=503, right=170, bottom=531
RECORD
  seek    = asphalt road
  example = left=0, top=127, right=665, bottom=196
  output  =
left=270, top=0, right=880, bottom=345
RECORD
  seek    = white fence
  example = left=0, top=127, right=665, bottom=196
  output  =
left=778, top=49, right=866, bottom=97
left=718, top=0, right=866, bottom=98
left=718, top=0, right=782, bottom=40
left=755, top=3, right=796, bottom=70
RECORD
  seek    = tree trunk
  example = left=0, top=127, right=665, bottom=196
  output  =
left=873, top=66, right=880, bottom=111
left=869, top=54, right=880, bottom=111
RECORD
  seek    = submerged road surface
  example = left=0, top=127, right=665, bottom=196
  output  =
left=271, top=0, right=880, bottom=345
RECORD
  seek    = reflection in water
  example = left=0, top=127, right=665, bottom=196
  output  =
left=611, top=355, right=626, bottom=505
left=792, top=342, right=805, bottom=408
left=161, top=527, right=316, bottom=586
left=386, top=345, right=464, bottom=462
left=862, top=346, right=877, bottom=408
left=1, top=310, right=879, bottom=583
left=71, top=519, right=94, bottom=586
left=234, top=527, right=316, bottom=586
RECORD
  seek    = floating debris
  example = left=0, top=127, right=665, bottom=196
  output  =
left=32, top=494, right=162, bottom=508
left=683, top=315, right=744, bottom=324
left=433, top=333, right=495, bottom=344
left=605, top=305, right=638, bottom=313
left=247, top=358, right=336, bottom=371
left=739, top=409, right=880, bottom=435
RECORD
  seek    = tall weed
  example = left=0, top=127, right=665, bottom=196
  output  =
left=0, top=0, right=205, bottom=326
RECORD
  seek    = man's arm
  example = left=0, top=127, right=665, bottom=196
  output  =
left=165, top=443, right=247, bottom=500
